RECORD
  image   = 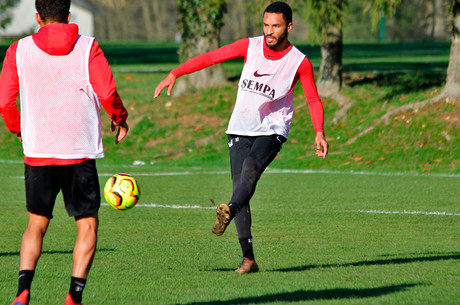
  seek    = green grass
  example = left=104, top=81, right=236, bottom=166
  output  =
left=0, top=42, right=458, bottom=174
left=0, top=161, right=459, bottom=304
left=0, top=40, right=459, bottom=303
left=84, top=68, right=457, bottom=174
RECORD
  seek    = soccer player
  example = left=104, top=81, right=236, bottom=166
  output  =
left=154, top=1, right=328, bottom=273
left=0, top=0, right=129, bottom=304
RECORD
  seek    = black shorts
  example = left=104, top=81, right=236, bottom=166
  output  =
left=227, top=134, right=286, bottom=177
left=25, top=159, right=101, bottom=219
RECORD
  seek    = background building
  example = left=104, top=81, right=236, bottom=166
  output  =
left=0, top=0, right=95, bottom=38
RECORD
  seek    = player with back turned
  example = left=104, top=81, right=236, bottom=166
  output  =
left=0, top=0, right=128, bottom=304
left=155, top=1, right=328, bottom=273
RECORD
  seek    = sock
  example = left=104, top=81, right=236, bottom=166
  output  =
left=69, top=277, right=87, bottom=304
left=17, top=270, right=34, bottom=297
left=227, top=202, right=239, bottom=218
left=239, top=237, right=254, bottom=260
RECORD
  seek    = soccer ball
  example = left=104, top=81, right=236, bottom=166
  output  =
left=103, top=173, right=140, bottom=210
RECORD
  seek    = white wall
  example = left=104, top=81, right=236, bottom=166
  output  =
left=69, top=4, right=94, bottom=37
left=0, top=0, right=94, bottom=38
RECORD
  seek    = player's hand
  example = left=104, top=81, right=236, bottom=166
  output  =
left=154, top=73, right=176, bottom=99
left=315, top=132, right=328, bottom=158
left=112, top=121, right=129, bottom=144
left=17, top=132, right=22, bottom=143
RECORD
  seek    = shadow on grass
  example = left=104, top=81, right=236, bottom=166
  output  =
left=209, top=252, right=459, bottom=273
left=346, top=71, right=445, bottom=100
left=0, top=248, right=115, bottom=257
left=271, top=253, right=460, bottom=273
left=173, top=283, right=421, bottom=305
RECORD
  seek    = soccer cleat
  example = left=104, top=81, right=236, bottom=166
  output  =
left=10, top=289, right=29, bottom=305
left=64, top=294, right=81, bottom=305
left=235, top=257, right=259, bottom=274
left=212, top=203, right=231, bottom=236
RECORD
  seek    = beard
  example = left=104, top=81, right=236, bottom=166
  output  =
left=264, top=28, right=288, bottom=50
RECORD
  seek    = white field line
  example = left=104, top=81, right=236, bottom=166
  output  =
left=98, top=171, right=228, bottom=177
left=265, top=169, right=460, bottom=178
left=0, top=159, right=23, bottom=164
left=101, top=203, right=215, bottom=209
left=358, top=210, right=460, bottom=216
left=102, top=203, right=459, bottom=216
left=3, top=163, right=460, bottom=179
left=4, top=164, right=459, bottom=215
left=97, top=168, right=460, bottom=178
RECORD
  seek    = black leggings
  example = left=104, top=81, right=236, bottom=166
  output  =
left=227, top=134, right=285, bottom=240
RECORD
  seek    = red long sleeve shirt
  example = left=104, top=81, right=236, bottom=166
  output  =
left=0, top=24, right=127, bottom=166
left=171, top=38, right=324, bottom=133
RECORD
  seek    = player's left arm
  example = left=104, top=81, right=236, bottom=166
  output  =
left=0, top=41, right=21, bottom=141
left=88, top=40, right=128, bottom=143
left=297, top=57, right=328, bottom=158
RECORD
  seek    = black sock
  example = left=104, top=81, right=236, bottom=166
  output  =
left=17, top=270, right=34, bottom=297
left=228, top=202, right=240, bottom=218
left=239, top=237, right=254, bottom=260
left=69, top=277, right=87, bottom=304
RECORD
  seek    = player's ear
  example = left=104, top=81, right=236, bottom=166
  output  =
left=35, top=13, right=43, bottom=25
left=66, top=12, right=71, bottom=23
left=287, top=22, right=293, bottom=33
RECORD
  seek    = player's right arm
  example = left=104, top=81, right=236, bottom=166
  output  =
left=0, top=41, right=21, bottom=139
left=88, top=40, right=129, bottom=144
left=154, top=38, right=249, bottom=99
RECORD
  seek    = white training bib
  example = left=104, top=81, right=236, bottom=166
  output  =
left=226, top=36, right=304, bottom=138
left=16, top=35, right=104, bottom=159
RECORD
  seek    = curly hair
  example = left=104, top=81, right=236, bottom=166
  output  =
left=264, top=1, right=292, bottom=24
left=35, top=0, right=71, bottom=23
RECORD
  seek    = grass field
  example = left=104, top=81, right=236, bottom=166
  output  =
left=1, top=41, right=458, bottom=173
left=0, top=40, right=459, bottom=304
left=0, top=161, right=459, bottom=305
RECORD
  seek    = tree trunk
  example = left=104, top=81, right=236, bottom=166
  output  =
left=316, top=25, right=343, bottom=97
left=175, top=0, right=227, bottom=94
left=140, top=0, right=154, bottom=41
left=443, top=0, right=460, bottom=100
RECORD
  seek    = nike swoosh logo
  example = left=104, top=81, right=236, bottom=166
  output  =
left=253, top=70, right=273, bottom=77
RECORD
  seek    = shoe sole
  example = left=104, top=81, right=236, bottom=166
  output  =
left=212, top=203, right=231, bottom=236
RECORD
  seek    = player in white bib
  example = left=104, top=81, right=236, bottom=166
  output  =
left=1, top=1, right=128, bottom=304
left=155, top=1, right=328, bottom=274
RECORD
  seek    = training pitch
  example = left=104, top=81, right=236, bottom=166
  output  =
left=0, top=161, right=459, bottom=304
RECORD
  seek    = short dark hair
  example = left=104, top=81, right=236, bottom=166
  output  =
left=264, top=1, right=293, bottom=24
left=35, top=0, right=71, bottom=23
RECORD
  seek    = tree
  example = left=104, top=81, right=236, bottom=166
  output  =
left=174, top=0, right=227, bottom=94
left=443, top=0, right=460, bottom=99
left=0, top=0, right=20, bottom=30
left=348, top=0, right=459, bottom=144
left=296, top=0, right=402, bottom=97
left=297, top=0, right=346, bottom=97
left=88, top=0, right=177, bottom=41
